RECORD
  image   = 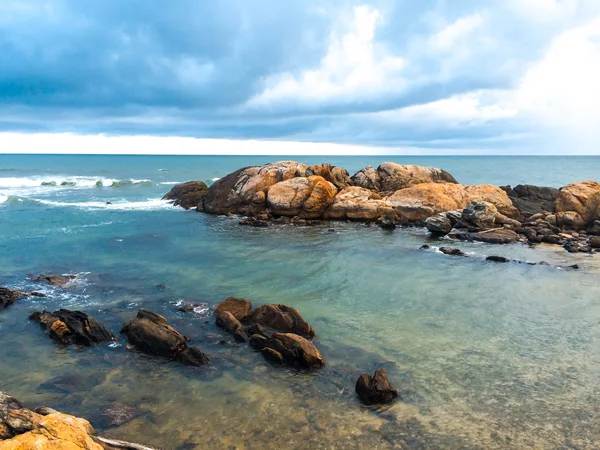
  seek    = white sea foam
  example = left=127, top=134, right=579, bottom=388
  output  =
left=36, top=198, right=173, bottom=211
left=0, top=176, right=153, bottom=189
left=211, top=177, right=220, bottom=181
left=160, top=181, right=181, bottom=185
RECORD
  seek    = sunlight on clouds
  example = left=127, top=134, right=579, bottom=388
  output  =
left=507, top=0, right=578, bottom=21
left=246, top=5, right=405, bottom=109
left=428, top=14, right=484, bottom=52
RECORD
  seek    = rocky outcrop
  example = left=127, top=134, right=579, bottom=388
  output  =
left=424, top=210, right=462, bottom=236
left=461, top=201, right=498, bottom=230
left=322, top=187, right=394, bottom=221
left=251, top=304, right=315, bottom=339
left=306, top=164, right=352, bottom=190
left=267, top=176, right=337, bottom=219
left=0, top=392, right=102, bottom=449
left=121, top=309, right=209, bottom=366
left=163, top=181, right=208, bottom=210
left=262, top=332, right=324, bottom=368
left=0, top=288, right=45, bottom=310
left=355, top=369, right=398, bottom=405
left=214, top=297, right=252, bottom=321
left=215, top=311, right=248, bottom=342
left=501, top=184, right=558, bottom=219
left=34, top=274, right=76, bottom=287
left=385, top=183, right=518, bottom=222
left=29, top=309, right=117, bottom=346
left=351, top=163, right=457, bottom=192
left=203, top=161, right=308, bottom=216
left=555, top=181, right=600, bottom=230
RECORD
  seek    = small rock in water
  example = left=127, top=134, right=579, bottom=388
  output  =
left=34, top=273, right=77, bottom=287
left=486, top=256, right=510, bottom=263
left=355, top=368, right=398, bottom=405
left=439, top=247, right=466, bottom=257
left=419, top=245, right=430, bottom=250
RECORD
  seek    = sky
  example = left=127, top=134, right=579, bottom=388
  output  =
left=1, top=0, right=600, bottom=154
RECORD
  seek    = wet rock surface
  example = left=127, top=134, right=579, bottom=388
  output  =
left=251, top=304, right=315, bottom=339
left=34, top=274, right=77, bottom=286
left=162, top=181, right=209, bottom=210
left=0, top=288, right=45, bottom=310
left=29, top=309, right=117, bottom=346
left=121, top=308, right=209, bottom=366
left=355, top=368, right=398, bottom=405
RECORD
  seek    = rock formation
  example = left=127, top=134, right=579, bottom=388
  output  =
left=29, top=309, right=117, bottom=346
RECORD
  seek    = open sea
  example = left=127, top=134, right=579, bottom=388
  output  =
left=1, top=155, right=600, bottom=449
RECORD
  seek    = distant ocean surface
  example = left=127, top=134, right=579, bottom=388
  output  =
left=2, top=154, right=600, bottom=449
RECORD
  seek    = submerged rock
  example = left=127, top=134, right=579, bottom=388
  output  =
left=34, top=274, right=76, bottom=287
left=355, top=368, right=398, bottom=405
left=162, top=181, right=209, bottom=210
left=251, top=304, right=315, bottom=339
left=215, top=311, right=248, bottom=342
left=29, top=309, right=117, bottom=346
left=439, top=247, right=466, bottom=257
left=121, top=309, right=209, bottom=366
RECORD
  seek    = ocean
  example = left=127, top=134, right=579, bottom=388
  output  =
left=1, top=154, right=600, bottom=449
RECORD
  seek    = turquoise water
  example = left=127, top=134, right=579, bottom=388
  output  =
left=1, top=155, right=600, bottom=449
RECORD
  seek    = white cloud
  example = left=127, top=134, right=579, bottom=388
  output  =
left=428, top=13, right=484, bottom=52
left=246, top=5, right=406, bottom=109
left=507, top=0, right=578, bottom=22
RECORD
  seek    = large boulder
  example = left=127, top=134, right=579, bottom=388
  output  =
left=461, top=201, right=498, bottom=229
left=351, top=163, right=457, bottom=192
left=322, top=187, right=394, bottom=221
left=263, top=332, right=324, bottom=369
left=214, top=297, right=252, bottom=321
left=501, top=184, right=558, bottom=218
left=162, top=181, right=209, bottom=210
left=29, top=309, right=117, bottom=346
left=385, top=183, right=518, bottom=222
left=425, top=212, right=455, bottom=236
left=0, top=392, right=102, bottom=449
left=266, top=176, right=337, bottom=218
left=121, top=309, right=209, bottom=366
left=351, top=166, right=381, bottom=191
left=556, top=181, right=600, bottom=227
left=355, top=368, right=398, bottom=405
left=203, top=161, right=308, bottom=216
left=251, top=304, right=315, bottom=339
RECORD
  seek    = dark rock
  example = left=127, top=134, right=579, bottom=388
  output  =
left=355, top=368, right=398, bottom=405
left=439, top=247, right=466, bottom=257
left=265, top=332, right=324, bottom=368
left=589, top=236, right=600, bottom=248
left=249, top=334, right=268, bottom=350
left=162, top=181, right=209, bottom=210
left=486, top=256, right=510, bottom=263
left=0, top=288, right=21, bottom=310
left=214, top=297, right=252, bottom=321
left=501, top=184, right=558, bottom=219
left=245, top=323, right=268, bottom=337
left=425, top=213, right=453, bottom=236
left=461, top=201, right=497, bottom=229
left=262, top=347, right=284, bottom=364
left=121, top=308, right=209, bottom=366
left=175, top=347, right=211, bottom=365
left=251, top=304, right=315, bottom=339
left=379, top=212, right=397, bottom=230
left=29, top=309, right=117, bottom=346
left=420, top=245, right=430, bottom=250
left=215, top=311, right=248, bottom=342
left=34, top=274, right=77, bottom=287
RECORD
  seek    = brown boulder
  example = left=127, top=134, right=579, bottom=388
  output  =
left=203, top=161, right=308, bottom=216
left=330, top=166, right=352, bottom=190
left=322, top=187, right=394, bottom=221
left=121, top=309, right=209, bottom=366
left=266, top=332, right=324, bottom=368
left=214, top=297, right=252, bottom=321
left=385, top=183, right=518, bottom=222
left=377, top=162, right=457, bottom=192
left=29, top=309, right=117, bottom=346
left=215, top=311, right=248, bottom=342
left=267, top=176, right=337, bottom=218
left=461, top=201, right=498, bottom=229
left=162, top=181, right=208, bottom=210
left=0, top=288, right=21, bottom=310
left=355, top=368, right=398, bottom=405
left=351, top=166, right=381, bottom=191
left=556, top=181, right=600, bottom=227
left=251, top=304, right=315, bottom=339
left=556, top=211, right=586, bottom=230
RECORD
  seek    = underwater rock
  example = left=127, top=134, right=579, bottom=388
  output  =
left=121, top=308, right=209, bottom=366
left=29, top=309, right=117, bottom=346
left=215, top=311, right=248, bottom=342
left=214, top=296, right=252, bottom=321
left=251, top=304, right=315, bottom=339
left=162, top=181, right=208, bottom=210
left=34, top=274, right=77, bottom=287
left=355, top=368, right=398, bottom=405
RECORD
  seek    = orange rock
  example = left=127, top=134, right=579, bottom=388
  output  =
left=323, top=187, right=393, bottom=220
left=270, top=332, right=324, bottom=368
left=267, top=176, right=337, bottom=219
left=556, top=181, right=600, bottom=225
left=385, top=183, right=518, bottom=222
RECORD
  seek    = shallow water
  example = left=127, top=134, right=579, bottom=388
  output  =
left=1, top=155, right=600, bottom=449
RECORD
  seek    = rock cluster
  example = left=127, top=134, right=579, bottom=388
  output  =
left=121, top=309, right=210, bottom=366
left=355, top=369, right=398, bottom=405
left=29, top=309, right=117, bottom=346
left=0, top=288, right=45, bottom=310
left=214, top=298, right=323, bottom=369
left=162, top=180, right=208, bottom=210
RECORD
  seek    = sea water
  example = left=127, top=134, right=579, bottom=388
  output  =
left=1, top=155, right=600, bottom=449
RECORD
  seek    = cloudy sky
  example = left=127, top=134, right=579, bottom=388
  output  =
left=1, top=0, right=600, bottom=154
